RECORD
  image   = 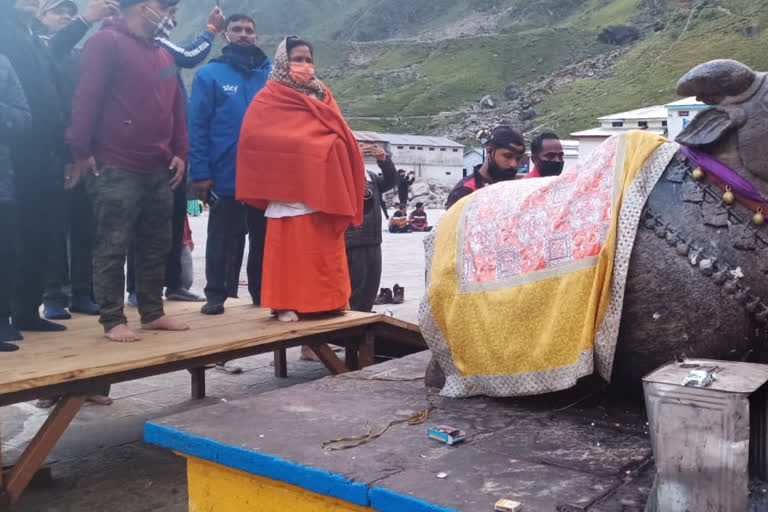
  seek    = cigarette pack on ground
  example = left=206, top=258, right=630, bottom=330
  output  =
left=428, top=425, right=466, bottom=445
left=495, top=498, right=522, bottom=511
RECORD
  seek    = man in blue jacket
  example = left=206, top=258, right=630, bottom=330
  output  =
left=188, top=13, right=271, bottom=315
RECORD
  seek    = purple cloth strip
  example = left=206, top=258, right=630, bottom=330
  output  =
left=680, top=145, right=767, bottom=203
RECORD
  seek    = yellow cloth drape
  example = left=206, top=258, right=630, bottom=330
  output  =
left=424, top=131, right=670, bottom=395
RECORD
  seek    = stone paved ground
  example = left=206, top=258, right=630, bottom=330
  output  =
left=1, top=210, right=443, bottom=511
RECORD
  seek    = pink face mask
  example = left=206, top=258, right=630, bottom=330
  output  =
left=290, top=62, right=315, bottom=84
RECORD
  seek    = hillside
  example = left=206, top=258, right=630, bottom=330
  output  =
left=100, top=0, right=768, bottom=142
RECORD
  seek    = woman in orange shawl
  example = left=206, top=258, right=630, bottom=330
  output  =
left=236, top=36, right=365, bottom=327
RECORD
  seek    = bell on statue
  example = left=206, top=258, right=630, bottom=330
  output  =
left=723, top=187, right=735, bottom=205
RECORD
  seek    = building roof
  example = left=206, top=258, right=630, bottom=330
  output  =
left=354, top=131, right=464, bottom=148
left=665, top=96, right=707, bottom=109
left=570, top=127, right=623, bottom=138
left=598, top=105, right=668, bottom=121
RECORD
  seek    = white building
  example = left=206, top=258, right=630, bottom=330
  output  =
left=354, top=131, right=465, bottom=185
left=571, top=105, right=669, bottom=162
left=665, top=97, right=708, bottom=141
left=463, top=147, right=485, bottom=174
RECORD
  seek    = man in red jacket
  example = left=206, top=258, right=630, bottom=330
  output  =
left=525, top=132, right=565, bottom=178
left=67, top=0, right=189, bottom=343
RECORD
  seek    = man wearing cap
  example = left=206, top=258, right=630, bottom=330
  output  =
left=37, top=0, right=77, bottom=33
left=445, top=125, right=526, bottom=209
left=67, top=0, right=190, bottom=343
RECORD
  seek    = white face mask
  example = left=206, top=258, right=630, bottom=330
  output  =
left=143, top=5, right=175, bottom=38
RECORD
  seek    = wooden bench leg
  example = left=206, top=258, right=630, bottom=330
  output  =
left=359, top=329, right=376, bottom=369
left=189, top=367, right=206, bottom=400
left=274, top=349, right=288, bottom=378
left=345, top=342, right=359, bottom=371
left=4, top=395, right=86, bottom=506
left=313, top=344, right=350, bottom=375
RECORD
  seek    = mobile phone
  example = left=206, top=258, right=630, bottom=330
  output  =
left=207, top=189, right=219, bottom=207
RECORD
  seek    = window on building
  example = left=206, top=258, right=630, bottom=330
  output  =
left=409, top=146, right=415, bottom=150
left=638, top=121, right=648, bottom=128
left=662, top=121, right=668, bottom=127
left=453, top=149, right=459, bottom=152
left=429, top=147, right=435, bottom=151
left=397, top=146, right=404, bottom=150
left=418, top=147, right=423, bottom=151
left=440, top=148, right=446, bottom=151
left=678, top=111, right=689, bottom=117
left=612, top=121, right=624, bottom=128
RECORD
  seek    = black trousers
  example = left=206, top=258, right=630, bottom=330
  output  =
left=127, top=174, right=187, bottom=293
left=43, top=182, right=94, bottom=305
left=347, top=245, right=382, bottom=313
left=204, top=198, right=266, bottom=305
left=398, top=188, right=408, bottom=205
left=0, top=201, right=17, bottom=319
left=13, top=160, right=62, bottom=321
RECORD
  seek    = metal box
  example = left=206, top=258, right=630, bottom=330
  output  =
left=643, top=360, right=768, bottom=512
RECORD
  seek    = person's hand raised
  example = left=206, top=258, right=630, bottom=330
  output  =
left=82, top=0, right=120, bottom=25
left=208, top=7, right=225, bottom=33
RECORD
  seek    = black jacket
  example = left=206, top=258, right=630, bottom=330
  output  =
left=0, top=12, right=89, bottom=171
left=446, top=165, right=488, bottom=210
left=0, top=54, right=30, bottom=202
left=345, top=158, right=398, bottom=249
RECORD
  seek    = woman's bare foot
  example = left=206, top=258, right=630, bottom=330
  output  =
left=86, top=395, right=113, bottom=406
left=142, top=316, right=190, bottom=332
left=277, top=310, right=299, bottom=323
left=300, top=345, right=321, bottom=362
left=106, top=324, right=140, bottom=343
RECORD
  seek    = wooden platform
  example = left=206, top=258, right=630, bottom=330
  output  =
left=0, top=300, right=426, bottom=508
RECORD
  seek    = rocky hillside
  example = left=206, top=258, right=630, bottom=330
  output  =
left=111, top=0, right=768, bottom=142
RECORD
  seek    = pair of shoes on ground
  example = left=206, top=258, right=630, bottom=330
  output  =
left=14, top=314, right=67, bottom=333
left=127, top=289, right=204, bottom=309
left=201, top=296, right=261, bottom=316
left=44, top=297, right=100, bottom=320
left=0, top=319, right=20, bottom=352
left=215, top=361, right=243, bottom=374
left=374, top=284, right=405, bottom=305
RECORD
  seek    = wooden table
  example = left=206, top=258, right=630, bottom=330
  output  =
left=0, top=301, right=425, bottom=509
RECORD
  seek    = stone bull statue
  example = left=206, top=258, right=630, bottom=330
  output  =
left=422, top=59, right=768, bottom=397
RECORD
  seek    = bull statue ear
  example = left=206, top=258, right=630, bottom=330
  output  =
left=676, top=106, right=746, bottom=147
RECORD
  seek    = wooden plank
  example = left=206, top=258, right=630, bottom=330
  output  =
left=5, top=396, right=86, bottom=505
left=312, top=344, right=349, bottom=376
left=359, top=330, right=376, bottom=368
left=189, top=368, right=206, bottom=400
left=0, top=306, right=398, bottom=395
left=273, top=350, right=287, bottom=379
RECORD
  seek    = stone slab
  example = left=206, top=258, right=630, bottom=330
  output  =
left=146, top=352, right=657, bottom=511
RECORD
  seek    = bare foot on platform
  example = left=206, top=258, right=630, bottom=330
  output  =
left=277, top=310, right=299, bottom=323
left=87, top=395, right=113, bottom=406
left=300, top=345, right=321, bottom=362
left=106, top=324, right=140, bottom=343
left=142, top=316, right=190, bottom=332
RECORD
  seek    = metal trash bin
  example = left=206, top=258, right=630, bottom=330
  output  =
left=643, top=360, right=768, bottom=512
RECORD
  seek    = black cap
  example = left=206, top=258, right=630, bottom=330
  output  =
left=487, top=125, right=525, bottom=152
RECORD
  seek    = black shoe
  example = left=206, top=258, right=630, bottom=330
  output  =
left=14, top=315, right=67, bottom=332
left=374, top=288, right=393, bottom=305
left=70, top=296, right=100, bottom=315
left=0, top=320, right=23, bottom=342
left=201, top=302, right=225, bottom=315
left=0, top=342, right=19, bottom=352
left=392, top=284, right=405, bottom=305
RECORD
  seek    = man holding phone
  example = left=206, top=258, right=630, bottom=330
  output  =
left=188, top=13, right=272, bottom=315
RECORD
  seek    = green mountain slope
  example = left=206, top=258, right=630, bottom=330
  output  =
left=79, top=0, right=768, bottom=141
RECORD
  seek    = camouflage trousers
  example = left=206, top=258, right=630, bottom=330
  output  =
left=87, top=167, right=173, bottom=332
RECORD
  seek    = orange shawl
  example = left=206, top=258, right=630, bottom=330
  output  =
left=236, top=80, right=365, bottom=229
